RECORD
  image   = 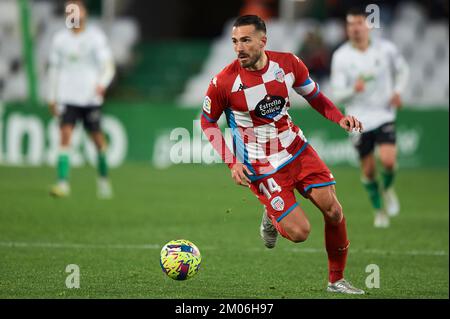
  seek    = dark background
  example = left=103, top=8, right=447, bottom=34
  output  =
left=51, top=0, right=449, bottom=40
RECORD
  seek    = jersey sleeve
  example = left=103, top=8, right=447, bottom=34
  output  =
left=201, top=77, right=228, bottom=123
left=387, top=42, right=410, bottom=95
left=290, top=54, right=344, bottom=124
left=95, top=30, right=116, bottom=88
left=200, top=77, right=237, bottom=168
left=47, top=34, right=61, bottom=103
left=290, top=54, right=310, bottom=87
left=330, top=51, right=355, bottom=103
left=290, top=54, right=321, bottom=101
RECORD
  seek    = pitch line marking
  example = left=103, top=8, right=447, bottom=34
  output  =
left=0, top=241, right=161, bottom=250
left=282, top=247, right=448, bottom=256
left=0, top=241, right=447, bottom=257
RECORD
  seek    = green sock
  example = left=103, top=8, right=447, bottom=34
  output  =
left=382, top=170, right=395, bottom=190
left=363, top=179, right=383, bottom=210
left=57, top=152, right=70, bottom=182
left=98, top=151, right=108, bottom=178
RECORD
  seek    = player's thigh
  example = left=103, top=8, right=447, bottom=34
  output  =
left=89, top=131, right=106, bottom=150
left=59, top=105, right=78, bottom=132
left=250, top=172, right=296, bottom=221
left=375, top=122, right=397, bottom=169
left=292, top=145, right=342, bottom=223
left=351, top=130, right=375, bottom=162
left=353, top=129, right=376, bottom=179
left=82, top=107, right=102, bottom=136
left=295, top=145, right=336, bottom=197
left=361, top=153, right=376, bottom=180
left=250, top=171, right=310, bottom=238
left=307, top=185, right=343, bottom=224
left=378, top=143, right=397, bottom=170
left=277, top=205, right=311, bottom=241
left=59, top=105, right=78, bottom=146
left=60, top=124, right=74, bottom=146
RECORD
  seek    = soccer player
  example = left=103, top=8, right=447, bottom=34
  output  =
left=330, top=7, right=409, bottom=228
left=201, top=15, right=365, bottom=294
left=48, top=0, right=116, bottom=198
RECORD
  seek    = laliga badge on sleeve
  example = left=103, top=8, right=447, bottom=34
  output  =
left=203, top=96, right=211, bottom=113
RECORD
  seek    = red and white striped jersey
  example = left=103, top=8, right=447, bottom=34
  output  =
left=201, top=51, right=342, bottom=179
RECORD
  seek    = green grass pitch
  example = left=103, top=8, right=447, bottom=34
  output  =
left=0, top=164, right=448, bottom=299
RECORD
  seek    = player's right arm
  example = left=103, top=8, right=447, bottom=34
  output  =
left=94, top=29, right=116, bottom=97
left=200, top=78, right=252, bottom=186
left=387, top=41, right=410, bottom=108
left=47, top=34, right=61, bottom=116
left=290, top=54, right=362, bottom=132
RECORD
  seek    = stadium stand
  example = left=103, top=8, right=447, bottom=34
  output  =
left=0, top=0, right=139, bottom=102
left=116, top=41, right=211, bottom=102
left=179, top=2, right=449, bottom=108
left=0, top=1, right=447, bottom=107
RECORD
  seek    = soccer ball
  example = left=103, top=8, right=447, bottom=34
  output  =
left=160, top=239, right=201, bottom=280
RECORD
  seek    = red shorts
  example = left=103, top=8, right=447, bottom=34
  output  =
left=249, top=144, right=335, bottom=223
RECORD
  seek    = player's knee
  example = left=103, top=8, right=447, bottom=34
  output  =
left=324, top=202, right=343, bottom=225
left=60, top=137, right=71, bottom=147
left=60, top=140, right=71, bottom=148
left=290, top=232, right=309, bottom=243
left=95, top=142, right=104, bottom=152
left=91, top=134, right=105, bottom=151
left=363, top=168, right=376, bottom=180
left=288, top=224, right=311, bottom=243
left=382, top=160, right=396, bottom=171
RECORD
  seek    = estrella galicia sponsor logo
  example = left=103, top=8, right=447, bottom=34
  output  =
left=254, top=95, right=285, bottom=119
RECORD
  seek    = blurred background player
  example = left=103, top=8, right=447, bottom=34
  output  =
left=201, top=15, right=365, bottom=294
left=48, top=0, right=116, bottom=198
left=330, top=7, right=409, bottom=228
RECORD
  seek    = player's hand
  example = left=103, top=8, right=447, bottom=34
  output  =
left=96, top=85, right=106, bottom=97
left=354, top=77, right=365, bottom=93
left=339, top=115, right=363, bottom=133
left=48, top=102, right=58, bottom=117
left=390, top=92, right=402, bottom=109
left=230, top=163, right=253, bottom=187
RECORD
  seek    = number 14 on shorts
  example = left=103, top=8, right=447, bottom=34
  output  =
left=259, top=178, right=282, bottom=199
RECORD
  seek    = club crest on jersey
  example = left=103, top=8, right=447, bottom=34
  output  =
left=271, top=196, right=285, bottom=212
left=254, top=95, right=285, bottom=119
left=274, top=68, right=285, bottom=83
left=203, top=96, right=211, bottom=113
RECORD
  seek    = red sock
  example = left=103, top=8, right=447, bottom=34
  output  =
left=325, top=215, right=349, bottom=283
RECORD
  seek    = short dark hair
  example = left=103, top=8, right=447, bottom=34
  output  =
left=65, top=0, right=86, bottom=8
left=346, top=6, right=369, bottom=18
left=233, top=15, right=267, bottom=33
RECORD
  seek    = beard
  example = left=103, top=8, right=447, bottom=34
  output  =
left=239, top=52, right=261, bottom=69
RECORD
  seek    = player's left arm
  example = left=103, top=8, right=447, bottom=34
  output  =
left=95, top=31, right=116, bottom=96
left=291, top=54, right=363, bottom=133
left=389, top=43, right=410, bottom=108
